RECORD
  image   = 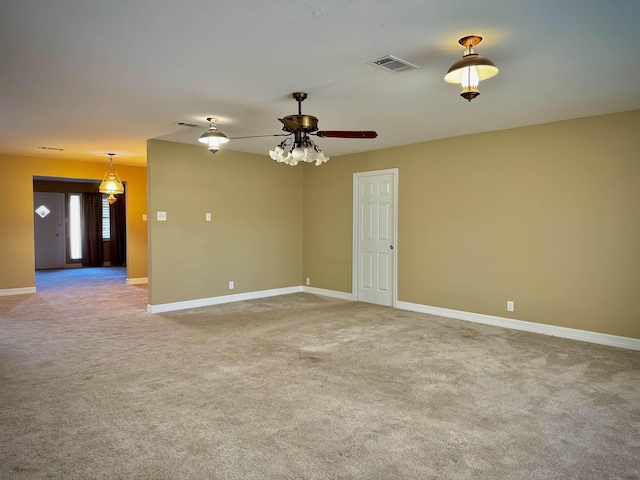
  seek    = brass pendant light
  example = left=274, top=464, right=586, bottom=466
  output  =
left=445, top=35, right=499, bottom=101
left=99, top=153, right=124, bottom=204
left=198, top=118, right=229, bottom=154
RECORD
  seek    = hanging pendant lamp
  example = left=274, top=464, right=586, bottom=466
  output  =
left=444, top=35, right=499, bottom=101
left=199, top=118, right=229, bottom=154
left=99, top=153, right=124, bottom=204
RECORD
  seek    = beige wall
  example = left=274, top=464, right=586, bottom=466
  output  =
left=0, top=154, right=148, bottom=289
left=303, top=110, right=640, bottom=339
left=5, top=111, right=637, bottom=340
left=147, top=140, right=303, bottom=305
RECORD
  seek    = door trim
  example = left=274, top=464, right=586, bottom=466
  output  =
left=352, top=168, right=399, bottom=307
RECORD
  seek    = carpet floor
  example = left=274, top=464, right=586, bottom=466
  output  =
left=0, top=267, right=638, bottom=479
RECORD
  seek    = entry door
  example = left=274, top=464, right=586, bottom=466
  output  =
left=34, top=192, right=65, bottom=270
left=354, top=169, right=397, bottom=306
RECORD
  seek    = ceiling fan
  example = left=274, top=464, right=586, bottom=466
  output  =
left=232, top=92, right=378, bottom=166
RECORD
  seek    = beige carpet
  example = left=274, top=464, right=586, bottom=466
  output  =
left=1, top=267, right=639, bottom=479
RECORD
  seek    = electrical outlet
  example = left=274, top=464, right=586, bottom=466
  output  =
left=305, top=278, right=310, bottom=285
left=228, top=281, right=234, bottom=290
left=507, top=301, right=515, bottom=312
left=157, top=211, right=167, bottom=221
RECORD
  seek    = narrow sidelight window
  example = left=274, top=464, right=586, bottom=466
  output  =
left=102, top=195, right=110, bottom=240
left=69, top=194, right=82, bottom=260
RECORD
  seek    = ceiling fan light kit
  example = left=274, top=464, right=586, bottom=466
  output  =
left=216, top=92, right=376, bottom=166
left=269, top=136, right=329, bottom=167
left=444, top=35, right=499, bottom=102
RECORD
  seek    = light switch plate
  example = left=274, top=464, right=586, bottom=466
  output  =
left=206, top=212, right=212, bottom=221
left=157, top=211, right=167, bottom=221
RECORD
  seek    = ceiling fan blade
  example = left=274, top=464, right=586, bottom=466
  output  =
left=229, top=133, right=291, bottom=140
left=278, top=117, right=303, bottom=132
left=315, top=130, right=378, bottom=139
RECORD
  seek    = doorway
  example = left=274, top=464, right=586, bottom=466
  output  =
left=32, top=177, right=127, bottom=273
left=353, top=169, right=398, bottom=306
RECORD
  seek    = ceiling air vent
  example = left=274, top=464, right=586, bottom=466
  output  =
left=368, top=55, right=419, bottom=74
left=174, top=121, right=202, bottom=128
left=38, top=146, right=65, bottom=151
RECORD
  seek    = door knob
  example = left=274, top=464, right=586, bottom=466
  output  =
left=390, top=245, right=394, bottom=250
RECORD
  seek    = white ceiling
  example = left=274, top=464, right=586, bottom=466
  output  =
left=1, top=0, right=639, bottom=167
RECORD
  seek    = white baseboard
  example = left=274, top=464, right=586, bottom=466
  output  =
left=148, top=286, right=353, bottom=313
left=127, top=277, right=148, bottom=285
left=397, top=301, right=640, bottom=351
left=0, top=286, right=37, bottom=296
left=302, top=286, right=353, bottom=300
left=145, top=285, right=639, bottom=351
left=148, top=286, right=303, bottom=313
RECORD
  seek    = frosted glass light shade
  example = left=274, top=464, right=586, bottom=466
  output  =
left=268, top=136, right=329, bottom=166
left=460, top=66, right=479, bottom=88
left=292, top=147, right=305, bottom=160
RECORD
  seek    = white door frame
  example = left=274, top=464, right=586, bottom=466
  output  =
left=352, top=168, right=398, bottom=307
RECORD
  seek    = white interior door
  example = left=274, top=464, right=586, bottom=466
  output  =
left=353, top=169, right=397, bottom=306
left=34, top=192, right=65, bottom=270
